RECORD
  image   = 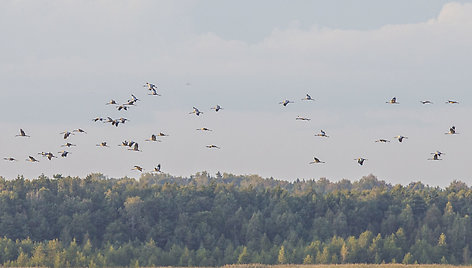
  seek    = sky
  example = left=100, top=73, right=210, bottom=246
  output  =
left=0, top=0, right=471, bottom=187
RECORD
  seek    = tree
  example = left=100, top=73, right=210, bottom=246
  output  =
left=237, top=246, right=250, bottom=264
left=278, top=245, right=287, bottom=264
left=402, top=252, right=413, bottom=264
left=303, top=254, right=313, bottom=264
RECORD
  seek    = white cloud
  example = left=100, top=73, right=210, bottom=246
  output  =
left=434, top=2, right=472, bottom=24
left=159, top=2, right=472, bottom=81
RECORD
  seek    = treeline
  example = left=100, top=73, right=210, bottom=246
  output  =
left=0, top=172, right=471, bottom=266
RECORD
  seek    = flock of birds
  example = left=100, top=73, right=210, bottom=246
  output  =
left=4, top=82, right=227, bottom=174
left=2, top=84, right=463, bottom=178
left=277, top=96, right=461, bottom=166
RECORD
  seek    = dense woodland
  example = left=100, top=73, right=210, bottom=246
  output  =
left=0, top=172, right=471, bottom=267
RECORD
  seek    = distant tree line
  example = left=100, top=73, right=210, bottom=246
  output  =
left=0, top=172, right=471, bottom=266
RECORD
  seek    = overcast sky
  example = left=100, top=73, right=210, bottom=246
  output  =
left=1, top=0, right=471, bottom=187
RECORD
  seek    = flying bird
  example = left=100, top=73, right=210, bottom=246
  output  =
left=432, top=151, right=445, bottom=157
left=309, top=157, right=325, bottom=164
left=42, top=152, right=57, bottom=160
left=190, top=107, right=203, bottom=116
left=197, top=127, right=212, bottom=131
left=61, top=143, right=76, bottom=147
left=206, top=145, right=221, bottom=149
left=446, top=100, right=459, bottom=104
left=445, top=126, right=458, bottom=135
left=315, top=130, right=329, bottom=137
left=387, top=97, right=399, bottom=104
left=148, top=88, right=161, bottom=96
left=16, top=129, right=30, bottom=137
left=394, top=135, right=408, bottom=142
left=60, top=131, right=74, bottom=139
left=145, top=135, right=161, bottom=142
left=144, top=82, right=158, bottom=91
left=3, top=157, right=17, bottom=162
left=296, top=116, right=311, bottom=121
left=58, top=151, right=71, bottom=157
left=279, top=100, right=294, bottom=106
left=211, top=105, right=223, bottom=112
left=302, top=94, right=314, bottom=101
left=119, top=140, right=130, bottom=147
left=26, top=156, right=39, bottom=162
left=421, top=100, right=433, bottom=104
left=428, top=153, right=442, bottom=161
left=73, top=128, right=86, bottom=133
left=106, top=100, right=117, bottom=105
left=96, top=142, right=108, bottom=147
left=129, top=94, right=140, bottom=103
left=355, top=157, right=367, bottom=166
left=128, top=143, right=141, bottom=152
left=375, top=139, right=390, bottom=143
left=153, top=164, right=162, bottom=173
left=132, top=165, right=144, bottom=172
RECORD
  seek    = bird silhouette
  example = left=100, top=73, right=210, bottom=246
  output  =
left=309, top=157, right=325, bottom=164
left=60, top=131, right=74, bottom=139
left=445, top=126, right=458, bottom=135
left=58, top=151, right=71, bottom=157
left=96, top=142, right=108, bottom=147
left=296, top=116, right=311, bottom=121
left=132, top=165, right=144, bottom=172
left=153, top=164, right=162, bottom=173
left=61, top=143, right=76, bottom=147
left=211, top=105, right=223, bottom=112
left=315, top=130, right=329, bottom=137
left=26, top=156, right=39, bottom=162
left=4, top=157, right=17, bottom=162
left=375, top=139, right=390, bottom=143
left=355, top=158, right=367, bottom=166
left=145, top=135, right=161, bottom=142
left=16, top=129, right=30, bottom=137
left=148, top=88, right=161, bottom=96
left=302, top=94, right=314, bottom=101
left=394, top=135, right=408, bottom=142
left=428, top=153, right=442, bottom=161
left=279, top=100, right=294, bottom=106
left=206, top=145, right=220, bottom=149
left=190, top=107, right=203, bottom=116
left=128, top=143, right=141, bottom=152
left=41, top=152, right=57, bottom=160
left=387, top=97, right=399, bottom=104
left=197, top=127, right=213, bottom=131
left=73, top=129, right=87, bottom=134
left=446, top=100, right=459, bottom=104
left=144, top=82, right=158, bottom=91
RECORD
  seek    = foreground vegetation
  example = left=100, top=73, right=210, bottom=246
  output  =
left=0, top=172, right=471, bottom=266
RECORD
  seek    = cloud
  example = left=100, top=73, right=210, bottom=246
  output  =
left=434, top=2, right=472, bottom=24
left=160, top=2, right=472, bottom=82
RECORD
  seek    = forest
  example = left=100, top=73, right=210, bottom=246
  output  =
left=0, top=172, right=471, bottom=267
